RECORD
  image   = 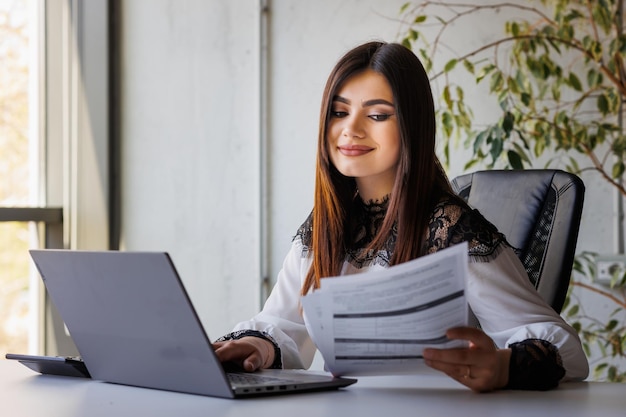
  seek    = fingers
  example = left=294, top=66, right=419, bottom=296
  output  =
left=423, top=327, right=507, bottom=392
left=444, top=327, right=495, bottom=350
left=213, top=337, right=276, bottom=372
left=423, top=349, right=480, bottom=384
left=423, top=327, right=495, bottom=366
left=212, top=339, right=265, bottom=372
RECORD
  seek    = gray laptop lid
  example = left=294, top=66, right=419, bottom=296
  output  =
left=29, top=250, right=355, bottom=398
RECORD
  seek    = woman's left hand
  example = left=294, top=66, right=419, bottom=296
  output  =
left=423, top=327, right=511, bottom=392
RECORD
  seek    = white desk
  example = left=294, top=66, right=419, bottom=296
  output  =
left=1, top=360, right=623, bottom=417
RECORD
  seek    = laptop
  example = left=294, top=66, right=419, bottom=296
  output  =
left=10, top=250, right=356, bottom=398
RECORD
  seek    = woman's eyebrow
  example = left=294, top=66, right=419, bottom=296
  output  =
left=332, top=95, right=394, bottom=107
left=332, top=95, right=350, bottom=104
left=362, top=98, right=394, bottom=107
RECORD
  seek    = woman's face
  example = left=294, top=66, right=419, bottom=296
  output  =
left=327, top=69, right=400, bottom=201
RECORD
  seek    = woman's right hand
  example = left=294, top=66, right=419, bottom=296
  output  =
left=212, top=336, right=275, bottom=372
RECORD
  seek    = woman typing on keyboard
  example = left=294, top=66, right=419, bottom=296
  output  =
left=212, top=41, right=588, bottom=392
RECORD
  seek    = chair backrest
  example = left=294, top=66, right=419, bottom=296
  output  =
left=451, top=169, right=585, bottom=313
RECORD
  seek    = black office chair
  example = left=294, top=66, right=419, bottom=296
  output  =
left=451, top=169, right=585, bottom=313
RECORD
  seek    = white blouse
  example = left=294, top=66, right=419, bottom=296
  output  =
left=230, top=237, right=589, bottom=381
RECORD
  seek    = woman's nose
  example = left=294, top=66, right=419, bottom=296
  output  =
left=342, top=116, right=365, bottom=139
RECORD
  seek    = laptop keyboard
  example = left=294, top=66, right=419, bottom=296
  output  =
left=227, top=372, right=298, bottom=386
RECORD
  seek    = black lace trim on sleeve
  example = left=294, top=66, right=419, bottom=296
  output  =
left=425, top=198, right=508, bottom=262
left=294, top=212, right=314, bottom=256
left=215, top=330, right=283, bottom=369
left=506, top=339, right=565, bottom=390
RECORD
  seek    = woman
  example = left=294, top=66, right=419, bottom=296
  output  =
left=213, top=41, right=588, bottom=392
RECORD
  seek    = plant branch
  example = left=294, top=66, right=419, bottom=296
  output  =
left=426, top=27, right=626, bottom=96
left=419, top=1, right=554, bottom=58
left=585, top=0, right=601, bottom=45
left=494, top=109, right=626, bottom=196
left=413, top=1, right=554, bottom=24
left=580, top=142, right=626, bottom=196
left=571, top=280, right=626, bottom=309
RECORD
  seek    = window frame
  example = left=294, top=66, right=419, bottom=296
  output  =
left=0, top=0, right=111, bottom=356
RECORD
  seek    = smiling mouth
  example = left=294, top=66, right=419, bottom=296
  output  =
left=338, top=145, right=374, bottom=156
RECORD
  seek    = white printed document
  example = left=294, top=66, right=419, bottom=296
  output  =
left=301, top=243, right=469, bottom=376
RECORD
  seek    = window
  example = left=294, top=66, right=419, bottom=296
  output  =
left=0, top=0, right=38, bottom=356
left=1, top=0, right=110, bottom=357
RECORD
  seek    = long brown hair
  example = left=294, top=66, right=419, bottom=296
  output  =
left=301, top=41, right=452, bottom=295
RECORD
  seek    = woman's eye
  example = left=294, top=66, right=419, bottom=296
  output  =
left=369, top=113, right=393, bottom=121
left=331, top=110, right=348, bottom=118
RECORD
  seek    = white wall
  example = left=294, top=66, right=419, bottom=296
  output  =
left=119, top=0, right=261, bottom=336
left=266, top=0, right=414, bottom=293
left=266, top=0, right=618, bottom=287
left=118, top=0, right=622, bottom=346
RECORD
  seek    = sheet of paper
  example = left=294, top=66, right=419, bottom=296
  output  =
left=301, top=242, right=469, bottom=376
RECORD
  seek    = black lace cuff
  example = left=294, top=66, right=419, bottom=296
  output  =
left=215, top=330, right=283, bottom=369
left=506, top=339, right=565, bottom=390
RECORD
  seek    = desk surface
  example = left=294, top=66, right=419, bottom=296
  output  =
left=1, top=360, right=623, bottom=417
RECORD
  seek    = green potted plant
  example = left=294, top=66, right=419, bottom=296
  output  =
left=398, top=0, right=625, bottom=381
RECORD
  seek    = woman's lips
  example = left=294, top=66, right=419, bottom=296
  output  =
left=338, top=145, right=374, bottom=156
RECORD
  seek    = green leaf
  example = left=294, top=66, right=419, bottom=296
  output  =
left=455, top=86, right=465, bottom=102
left=507, top=150, right=524, bottom=169
left=612, top=161, right=625, bottom=179
left=619, top=34, right=626, bottom=54
left=591, top=1, right=612, bottom=33
left=442, top=85, right=452, bottom=109
left=607, top=88, right=620, bottom=113
left=502, top=111, right=515, bottom=134
left=463, top=159, right=479, bottom=171
left=555, top=110, right=569, bottom=126
left=441, top=111, right=453, bottom=138
left=526, top=57, right=542, bottom=79
left=490, top=136, right=503, bottom=162
left=413, top=15, right=427, bottom=24
left=512, top=141, right=531, bottom=161
left=507, top=76, right=519, bottom=94
left=590, top=40, right=603, bottom=61
left=557, top=23, right=574, bottom=42
left=462, top=59, right=474, bottom=75
left=476, top=64, right=496, bottom=83
left=444, top=58, right=458, bottom=73
left=567, top=156, right=581, bottom=174
left=568, top=73, right=582, bottom=91
left=489, top=70, right=504, bottom=92
left=514, top=69, right=528, bottom=90
left=595, top=363, right=608, bottom=373
left=497, top=90, right=509, bottom=110
left=546, top=37, right=562, bottom=54
left=587, top=69, right=603, bottom=88
left=565, top=9, right=584, bottom=23
left=534, top=137, right=546, bottom=158
left=399, top=2, right=411, bottom=14
left=598, top=94, right=609, bottom=115
left=474, top=129, right=489, bottom=153
left=551, top=83, right=561, bottom=101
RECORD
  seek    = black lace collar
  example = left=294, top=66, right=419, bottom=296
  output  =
left=295, top=194, right=507, bottom=268
left=348, top=194, right=391, bottom=250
